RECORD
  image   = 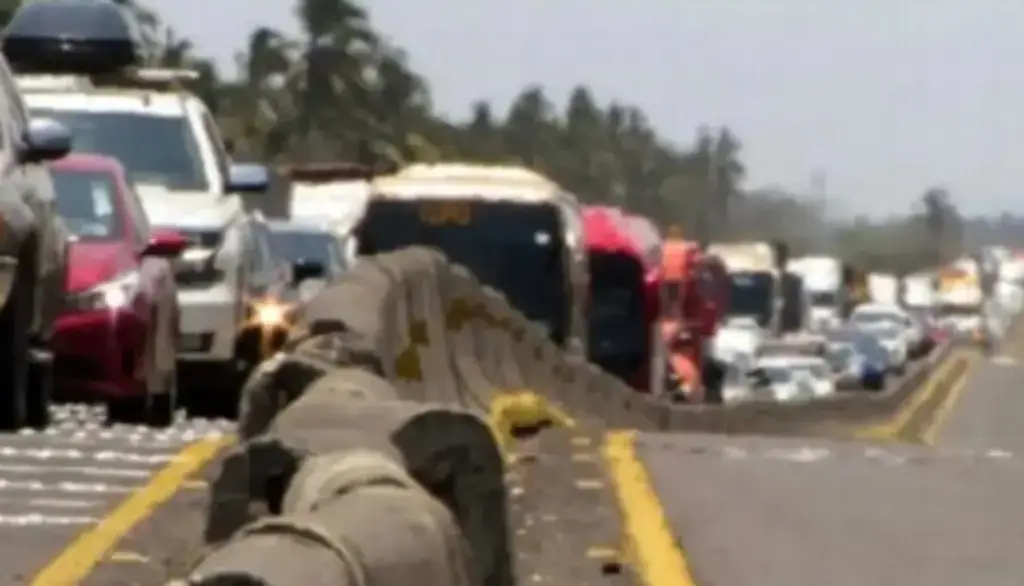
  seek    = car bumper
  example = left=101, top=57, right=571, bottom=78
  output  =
left=51, top=308, right=148, bottom=399
left=177, top=285, right=240, bottom=362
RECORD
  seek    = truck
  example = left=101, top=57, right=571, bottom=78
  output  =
left=787, top=256, right=842, bottom=330
left=935, top=260, right=984, bottom=340
left=707, top=241, right=807, bottom=334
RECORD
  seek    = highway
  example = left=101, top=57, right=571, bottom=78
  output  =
left=631, top=347, right=1024, bottom=586
left=0, top=406, right=230, bottom=585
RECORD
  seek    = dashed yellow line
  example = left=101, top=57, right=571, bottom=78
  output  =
left=603, top=430, right=696, bottom=586
left=31, top=436, right=231, bottom=586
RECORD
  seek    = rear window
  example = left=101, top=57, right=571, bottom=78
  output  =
left=52, top=168, right=122, bottom=240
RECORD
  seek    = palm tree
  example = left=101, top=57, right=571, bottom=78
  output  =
left=294, top=0, right=379, bottom=161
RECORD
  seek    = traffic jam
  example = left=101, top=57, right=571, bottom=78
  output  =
left=0, top=0, right=1018, bottom=549
left=0, top=0, right=348, bottom=536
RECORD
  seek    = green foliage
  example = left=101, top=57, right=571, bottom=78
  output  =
left=1, top=0, right=980, bottom=270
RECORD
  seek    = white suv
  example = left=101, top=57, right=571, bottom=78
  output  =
left=19, top=71, right=284, bottom=417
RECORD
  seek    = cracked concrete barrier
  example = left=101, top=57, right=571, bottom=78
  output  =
left=189, top=451, right=473, bottom=586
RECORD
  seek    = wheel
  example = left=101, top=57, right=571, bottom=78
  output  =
left=146, top=370, right=177, bottom=428
left=25, top=348, right=52, bottom=430
left=0, top=268, right=31, bottom=431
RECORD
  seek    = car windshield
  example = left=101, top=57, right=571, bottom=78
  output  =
left=269, top=228, right=343, bottom=273
left=51, top=168, right=123, bottom=240
left=761, top=366, right=792, bottom=383
left=31, top=109, right=208, bottom=191
left=851, top=310, right=899, bottom=326
left=727, top=271, right=773, bottom=327
left=796, top=362, right=831, bottom=378
left=809, top=291, right=837, bottom=306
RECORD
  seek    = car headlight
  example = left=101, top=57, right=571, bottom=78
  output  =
left=67, top=270, right=140, bottom=312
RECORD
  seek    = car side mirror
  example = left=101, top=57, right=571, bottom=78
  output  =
left=225, top=162, right=269, bottom=193
left=21, top=118, right=71, bottom=163
left=141, top=230, right=188, bottom=258
left=292, top=258, right=326, bottom=284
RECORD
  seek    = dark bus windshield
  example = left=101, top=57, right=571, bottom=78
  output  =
left=727, top=271, right=773, bottom=327
left=587, top=252, right=648, bottom=381
left=781, top=272, right=805, bottom=333
left=356, top=199, right=569, bottom=345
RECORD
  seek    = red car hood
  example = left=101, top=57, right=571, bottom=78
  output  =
left=66, top=241, right=134, bottom=293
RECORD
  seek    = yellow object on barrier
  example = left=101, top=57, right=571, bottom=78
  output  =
left=488, top=390, right=576, bottom=461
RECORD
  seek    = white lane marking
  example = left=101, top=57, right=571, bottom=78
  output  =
left=0, top=479, right=136, bottom=494
left=24, top=498, right=104, bottom=509
left=863, top=447, right=908, bottom=466
left=0, top=463, right=152, bottom=479
left=0, top=513, right=98, bottom=526
left=0, top=447, right=177, bottom=465
left=990, top=355, right=1017, bottom=366
left=0, top=497, right=104, bottom=509
left=764, top=447, right=831, bottom=463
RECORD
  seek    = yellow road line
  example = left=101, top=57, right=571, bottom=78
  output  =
left=31, top=436, right=230, bottom=586
left=855, top=352, right=963, bottom=440
left=603, top=430, right=696, bottom=586
left=919, top=368, right=969, bottom=446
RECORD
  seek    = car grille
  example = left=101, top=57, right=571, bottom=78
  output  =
left=177, top=229, right=222, bottom=249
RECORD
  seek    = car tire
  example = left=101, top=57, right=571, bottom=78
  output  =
left=25, top=348, right=52, bottom=430
left=146, top=370, right=177, bottom=428
left=0, top=264, right=32, bottom=431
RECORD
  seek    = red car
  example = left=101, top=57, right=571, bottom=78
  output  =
left=49, top=154, right=187, bottom=426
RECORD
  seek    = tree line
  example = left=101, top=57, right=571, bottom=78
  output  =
left=3, top=0, right=1003, bottom=272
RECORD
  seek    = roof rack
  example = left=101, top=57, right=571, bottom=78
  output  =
left=14, top=67, right=200, bottom=94
left=282, top=162, right=398, bottom=183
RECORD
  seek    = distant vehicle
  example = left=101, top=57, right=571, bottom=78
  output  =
left=49, top=154, right=186, bottom=425
left=867, top=324, right=909, bottom=374
left=582, top=206, right=652, bottom=391
left=827, top=329, right=889, bottom=389
left=5, top=0, right=275, bottom=416
left=750, top=357, right=816, bottom=402
left=267, top=220, right=349, bottom=303
left=850, top=302, right=923, bottom=351
left=357, top=163, right=589, bottom=359
left=824, top=343, right=863, bottom=390
left=787, top=256, right=843, bottom=330
left=778, top=355, right=836, bottom=397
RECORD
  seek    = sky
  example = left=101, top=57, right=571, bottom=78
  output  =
left=144, top=0, right=1024, bottom=218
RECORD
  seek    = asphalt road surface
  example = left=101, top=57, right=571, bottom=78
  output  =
left=1, top=405, right=230, bottom=585
left=637, top=353, right=1024, bottom=586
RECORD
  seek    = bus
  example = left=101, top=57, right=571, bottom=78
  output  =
left=582, top=206, right=655, bottom=389
left=356, top=163, right=588, bottom=357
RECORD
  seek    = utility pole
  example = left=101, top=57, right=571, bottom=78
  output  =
left=811, top=170, right=827, bottom=250
left=697, top=126, right=715, bottom=251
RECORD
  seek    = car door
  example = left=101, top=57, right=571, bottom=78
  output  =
left=0, top=58, right=64, bottom=335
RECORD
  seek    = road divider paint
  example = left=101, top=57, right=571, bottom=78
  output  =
left=30, top=436, right=230, bottom=586
left=919, top=363, right=971, bottom=446
left=855, top=351, right=968, bottom=441
left=604, top=430, right=696, bottom=586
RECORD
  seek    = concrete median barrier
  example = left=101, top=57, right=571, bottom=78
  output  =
left=189, top=246, right=962, bottom=585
